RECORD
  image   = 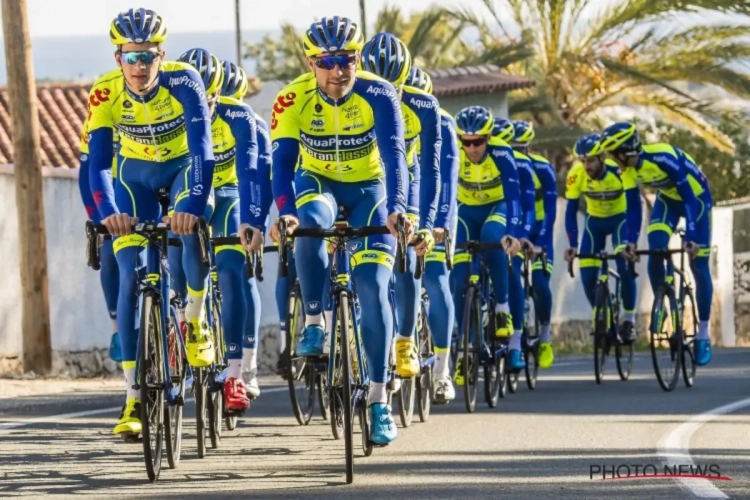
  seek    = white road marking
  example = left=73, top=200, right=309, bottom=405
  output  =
left=657, top=396, right=750, bottom=498
left=0, top=387, right=288, bottom=431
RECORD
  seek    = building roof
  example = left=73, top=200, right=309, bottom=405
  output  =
left=0, top=77, right=262, bottom=168
left=430, top=64, right=535, bottom=97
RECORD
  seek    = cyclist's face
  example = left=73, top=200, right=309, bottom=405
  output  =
left=308, top=50, right=358, bottom=99
left=583, top=155, right=605, bottom=177
left=116, top=42, right=164, bottom=96
left=461, top=135, right=488, bottom=163
left=207, top=94, right=219, bottom=115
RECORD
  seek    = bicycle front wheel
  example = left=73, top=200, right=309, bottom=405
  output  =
left=140, top=293, right=165, bottom=482
left=416, top=299, right=433, bottom=422
left=650, top=286, right=681, bottom=392
left=338, top=292, right=355, bottom=484
left=593, top=284, right=611, bottom=384
left=287, top=283, right=315, bottom=425
left=461, top=287, right=481, bottom=413
left=165, top=307, right=185, bottom=469
left=681, top=288, right=698, bottom=387
left=524, top=292, right=540, bottom=390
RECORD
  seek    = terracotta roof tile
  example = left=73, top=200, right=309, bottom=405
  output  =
left=430, top=64, right=535, bottom=97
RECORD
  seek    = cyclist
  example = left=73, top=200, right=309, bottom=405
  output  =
left=360, top=33, right=440, bottom=379
left=79, top=118, right=122, bottom=362
left=270, top=16, right=411, bottom=445
left=492, top=118, right=537, bottom=371
left=564, top=132, right=639, bottom=343
left=223, top=60, right=273, bottom=398
left=87, top=8, right=216, bottom=436
left=451, top=106, right=522, bottom=385
left=510, top=120, right=558, bottom=368
left=600, top=122, right=713, bottom=365
left=403, top=66, right=458, bottom=402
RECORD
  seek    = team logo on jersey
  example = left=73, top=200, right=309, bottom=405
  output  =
left=123, top=100, right=132, bottom=109
left=344, top=105, right=360, bottom=120
left=315, top=103, right=323, bottom=113
left=271, top=92, right=297, bottom=130
left=89, top=88, right=111, bottom=107
left=311, top=119, right=324, bottom=127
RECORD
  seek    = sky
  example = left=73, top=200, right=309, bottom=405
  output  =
left=22, top=0, right=473, bottom=37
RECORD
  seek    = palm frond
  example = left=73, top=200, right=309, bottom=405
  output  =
left=597, top=56, right=699, bottom=102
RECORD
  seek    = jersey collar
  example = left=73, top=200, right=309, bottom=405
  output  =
left=124, top=79, right=161, bottom=103
left=316, top=84, right=355, bottom=106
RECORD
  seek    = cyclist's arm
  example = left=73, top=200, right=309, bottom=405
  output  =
left=168, top=69, right=215, bottom=216
left=536, top=160, right=557, bottom=248
left=87, top=86, right=117, bottom=219
left=658, top=152, right=700, bottom=240
left=255, top=117, right=274, bottom=232
left=621, top=167, right=642, bottom=245
left=516, top=159, right=537, bottom=240
left=223, top=103, right=260, bottom=226
left=270, top=91, right=301, bottom=218
left=564, top=165, right=582, bottom=248
left=488, top=144, right=522, bottom=237
left=409, top=94, right=442, bottom=230
left=360, top=80, right=408, bottom=214
left=435, top=116, right=459, bottom=229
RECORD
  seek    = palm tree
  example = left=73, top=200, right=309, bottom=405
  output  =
left=448, top=0, right=750, bottom=154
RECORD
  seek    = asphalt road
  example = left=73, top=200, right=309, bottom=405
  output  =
left=1, top=350, right=750, bottom=499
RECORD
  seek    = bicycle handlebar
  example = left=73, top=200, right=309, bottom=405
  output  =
left=567, top=251, right=636, bottom=279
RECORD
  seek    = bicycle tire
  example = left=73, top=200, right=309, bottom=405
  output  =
left=461, top=287, right=480, bottom=413
left=358, top=401, right=373, bottom=457
left=208, top=388, right=222, bottom=449
left=338, top=292, right=355, bottom=484
left=165, top=309, right=185, bottom=469
left=484, top=311, right=501, bottom=407
left=318, top=373, right=329, bottom=421
left=497, top=354, right=508, bottom=399
left=140, top=293, right=165, bottom=482
left=286, top=284, right=315, bottom=425
left=416, top=300, right=433, bottom=422
left=208, top=294, right=223, bottom=449
left=398, top=374, right=416, bottom=427
left=508, top=366, right=519, bottom=393
left=329, top=309, right=344, bottom=440
left=681, top=288, right=698, bottom=388
left=593, top=284, right=610, bottom=384
left=524, top=293, right=540, bottom=390
left=194, top=368, right=207, bottom=458
left=650, top=286, right=681, bottom=392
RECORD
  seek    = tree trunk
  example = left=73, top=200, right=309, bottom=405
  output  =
left=2, top=0, right=52, bottom=374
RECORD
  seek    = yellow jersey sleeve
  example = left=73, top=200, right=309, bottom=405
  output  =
left=565, top=161, right=584, bottom=199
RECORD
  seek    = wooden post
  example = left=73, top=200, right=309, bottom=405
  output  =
left=359, top=0, right=367, bottom=39
left=2, top=0, right=52, bottom=374
left=235, top=0, right=242, bottom=67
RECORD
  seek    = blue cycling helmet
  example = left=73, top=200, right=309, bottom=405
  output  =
left=600, top=122, right=642, bottom=156
left=455, top=106, right=494, bottom=136
left=492, top=118, right=515, bottom=143
left=512, top=120, right=535, bottom=144
left=221, top=60, right=249, bottom=99
left=302, top=17, right=364, bottom=57
left=110, top=8, right=168, bottom=45
left=361, top=32, right=412, bottom=87
left=404, top=66, right=433, bottom=94
left=574, top=132, right=605, bottom=158
left=178, top=48, right=224, bottom=95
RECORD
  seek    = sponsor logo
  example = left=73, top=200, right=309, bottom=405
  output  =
left=350, top=242, right=362, bottom=252
left=227, top=344, right=239, bottom=352
left=80, top=154, right=89, bottom=161
left=344, top=105, right=360, bottom=120
left=315, top=104, right=323, bottom=113
left=271, top=92, right=297, bottom=130
left=89, top=88, right=111, bottom=107
left=366, top=85, right=395, bottom=100
left=409, top=97, right=438, bottom=110
left=123, top=100, right=132, bottom=109
left=191, top=116, right=204, bottom=123
left=372, top=242, right=392, bottom=251
left=308, top=301, right=320, bottom=310
left=168, top=75, right=206, bottom=100
left=311, top=119, right=324, bottom=127
left=361, top=252, right=379, bottom=259
left=249, top=205, right=261, bottom=216
left=214, top=147, right=236, bottom=164
left=300, top=130, right=375, bottom=149
left=118, top=116, right=185, bottom=135
left=440, top=203, right=449, bottom=212
left=226, top=109, right=251, bottom=120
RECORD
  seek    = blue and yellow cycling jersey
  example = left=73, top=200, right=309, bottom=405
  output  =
left=401, top=85, right=441, bottom=230
left=457, top=136, right=522, bottom=236
left=250, top=113, right=274, bottom=231
left=565, top=159, right=640, bottom=247
left=528, top=153, right=557, bottom=248
left=87, top=61, right=214, bottom=219
left=270, top=71, right=408, bottom=217
left=210, top=96, right=259, bottom=225
left=513, top=150, right=537, bottom=239
left=435, top=109, right=459, bottom=229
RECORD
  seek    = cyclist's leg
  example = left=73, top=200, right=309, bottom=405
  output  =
left=274, top=250, right=296, bottom=373
left=689, top=193, right=714, bottom=365
left=646, top=193, right=679, bottom=292
left=530, top=221, right=555, bottom=368
left=579, top=216, right=607, bottom=309
left=294, top=170, right=337, bottom=357
left=171, top=165, right=215, bottom=367
left=611, top=213, right=637, bottom=341
left=99, top=237, right=122, bottom=361
left=452, top=203, right=487, bottom=335
left=480, top=202, right=512, bottom=336
left=343, top=178, right=397, bottom=444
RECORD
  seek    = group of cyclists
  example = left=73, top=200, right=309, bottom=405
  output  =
left=79, top=9, right=715, bottom=449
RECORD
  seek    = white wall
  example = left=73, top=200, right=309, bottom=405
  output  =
left=0, top=168, right=736, bottom=356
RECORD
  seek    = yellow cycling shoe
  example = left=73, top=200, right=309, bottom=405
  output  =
left=186, top=320, right=215, bottom=368
left=539, top=342, right=554, bottom=369
left=495, top=312, right=512, bottom=338
left=395, top=338, right=420, bottom=378
left=453, top=359, right=465, bottom=386
left=113, top=397, right=142, bottom=436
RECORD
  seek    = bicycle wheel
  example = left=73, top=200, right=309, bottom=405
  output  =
left=207, top=385, right=222, bottom=449
left=337, top=291, right=355, bottom=484
left=681, top=288, right=698, bottom=388
left=508, top=368, right=519, bottom=393
left=208, top=294, right=223, bottom=449
left=318, top=373, right=329, bottom=421
left=497, top=354, right=508, bottom=399
left=140, top=293, right=165, bottom=482
left=398, top=374, right=416, bottom=428
left=165, top=309, right=185, bottom=469
left=593, top=285, right=610, bottom=384
left=650, top=286, right=681, bottom=392
left=194, top=368, right=208, bottom=458
left=358, top=400, right=373, bottom=457
left=416, top=300, right=433, bottom=422
left=461, top=287, right=480, bottom=413
left=524, top=292, right=540, bottom=390
left=287, top=284, right=315, bottom=425
left=483, top=359, right=500, bottom=408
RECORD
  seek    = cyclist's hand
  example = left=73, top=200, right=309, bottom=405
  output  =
left=102, top=213, right=137, bottom=236
left=327, top=238, right=338, bottom=254
left=686, top=241, right=700, bottom=260
left=270, top=216, right=299, bottom=243
left=387, top=212, right=414, bottom=242
left=433, top=227, right=446, bottom=244
left=168, top=212, right=198, bottom=235
left=414, top=229, right=435, bottom=257
left=563, top=247, right=578, bottom=263
left=620, top=243, right=637, bottom=262
left=239, top=223, right=263, bottom=253
left=501, top=235, right=520, bottom=255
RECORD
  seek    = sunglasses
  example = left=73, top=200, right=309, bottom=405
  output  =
left=313, top=54, right=357, bottom=70
left=119, top=50, right=161, bottom=65
left=461, top=137, right=488, bottom=148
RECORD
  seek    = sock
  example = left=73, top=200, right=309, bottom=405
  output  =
left=279, top=332, right=287, bottom=354
left=111, top=319, right=118, bottom=332
left=305, top=313, right=323, bottom=328
left=242, top=348, right=257, bottom=373
left=509, top=331, right=522, bottom=350
left=395, top=334, right=413, bottom=343
left=368, top=382, right=387, bottom=405
left=185, top=287, right=205, bottom=323
left=495, top=302, right=510, bottom=314
left=624, top=312, right=636, bottom=323
left=178, top=308, right=186, bottom=325
left=434, top=348, right=449, bottom=376
left=540, top=324, right=551, bottom=343
left=124, top=366, right=138, bottom=400
left=697, top=321, right=710, bottom=340
left=228, top=359, right=242, bottom=379
left=324, top=310, right=333, bottom=335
